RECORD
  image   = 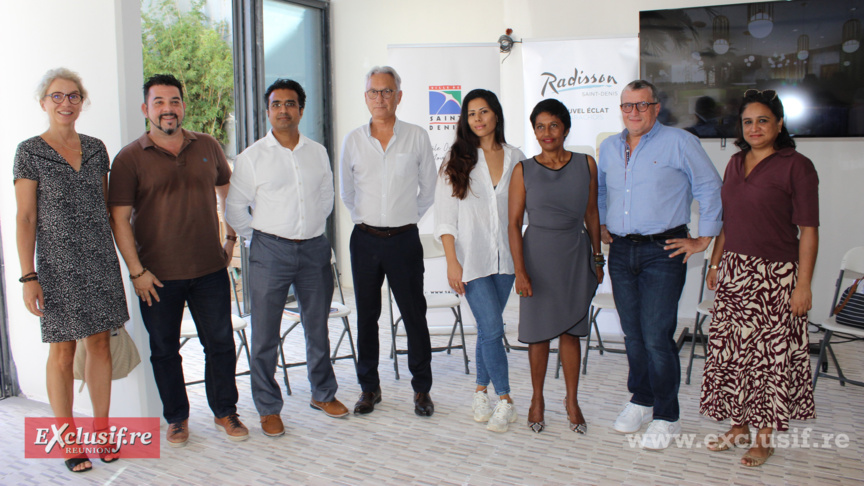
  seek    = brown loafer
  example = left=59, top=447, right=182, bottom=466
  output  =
left=414, top=392, right=434, bottom=417
left=260, top=414, right=285, bottom=437
left=354, top=388, right=382, bottom=414
left=166, top=419, right=189, bottom=448
left=310, top=398, right=350, bottom=418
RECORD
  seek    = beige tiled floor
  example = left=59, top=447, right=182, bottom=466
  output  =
left=1, top=289, right=862, bottom=485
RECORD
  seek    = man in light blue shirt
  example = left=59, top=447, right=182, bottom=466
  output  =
left=598, top=80, right=722, bottom=450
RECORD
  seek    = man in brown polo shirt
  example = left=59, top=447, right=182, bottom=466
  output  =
left=108, top=74, right=248, bottom=446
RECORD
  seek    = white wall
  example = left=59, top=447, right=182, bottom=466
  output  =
left=0, top=0, right=160, bottom=417
left=329, top=0, right=864, bottom=321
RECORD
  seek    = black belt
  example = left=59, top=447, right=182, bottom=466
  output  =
left=357, top=223, right=416, bottom=238
left=254, top=230, right=311, bottom=243
left=614, top=224, right=688, bottom=243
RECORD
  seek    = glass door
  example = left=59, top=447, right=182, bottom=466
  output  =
left=0, top=223, right=17, bottom=399
left=262, top=0, right=329, bottom=146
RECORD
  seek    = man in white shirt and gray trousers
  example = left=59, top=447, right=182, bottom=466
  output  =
left=340, top=66, right=437, bottom=416
left=226, top=79, right=349, bottom=438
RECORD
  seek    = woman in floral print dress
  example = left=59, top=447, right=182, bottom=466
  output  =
left=14, top=68, right=129, bottom=473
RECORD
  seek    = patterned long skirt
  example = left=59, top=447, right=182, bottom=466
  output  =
left=699, top=251, right=816, bottom=431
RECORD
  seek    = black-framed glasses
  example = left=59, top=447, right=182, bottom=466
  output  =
left=365, top=88, right=395, bottom=100
left=744, top=89, right=778, bottom=100
left=620, top=102, right=658, bottom=113
left=45, top=92, right=83, bottom=105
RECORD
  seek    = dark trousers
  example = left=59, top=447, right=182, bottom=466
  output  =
left=350, top=225, right=432, bottom=393
left=139, top=268, right=238, bottom=424
left=607, top=230, right=687, bottom=422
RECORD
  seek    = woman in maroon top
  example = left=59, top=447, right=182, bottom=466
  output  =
left=699, top=90, right=818, bottom=467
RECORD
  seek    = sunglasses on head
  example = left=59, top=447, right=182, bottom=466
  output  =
left=744, top=89, right=777, bottom=100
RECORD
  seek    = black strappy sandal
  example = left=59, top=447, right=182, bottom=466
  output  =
left=64, top=456, right=92, bottom=473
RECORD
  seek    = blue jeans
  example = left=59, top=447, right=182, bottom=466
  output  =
left=607, top=233, right=686, bottom=422
left=139, top=268, right=238, bottom=423
left=464, top=273, right=515, bottom=396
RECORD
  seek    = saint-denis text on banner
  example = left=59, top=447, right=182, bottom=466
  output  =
left=521, top=36, right=639, bottom=158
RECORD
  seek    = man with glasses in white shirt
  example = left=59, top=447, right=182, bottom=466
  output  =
left=340, top=66, right=437, bottom=417
left=227, top=79, right=349, bottom=438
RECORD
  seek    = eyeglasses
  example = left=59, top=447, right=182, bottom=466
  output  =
left=45, top=92, right=83, bottom=105
left=744, top=89, right=777, bottom=100
left=269, top=101, right=297, bottom=110
left=620, top=102, right=658, bottom=113
left=365, top=88, right=396, bottom=100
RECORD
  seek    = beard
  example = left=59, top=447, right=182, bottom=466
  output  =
left=151, top=113, right=182, bottom=135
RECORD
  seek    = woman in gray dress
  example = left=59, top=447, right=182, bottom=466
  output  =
left=508, top=99, right=603, bottom=434
left=14, top=68, right=129, bottom=472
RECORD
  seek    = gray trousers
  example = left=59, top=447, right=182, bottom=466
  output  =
left=249, top=231, right=336, bottom=415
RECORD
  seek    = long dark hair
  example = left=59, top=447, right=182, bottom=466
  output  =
left=442, top=89, right=506, bottom=199
left=734, top=91, right=796, bottom=151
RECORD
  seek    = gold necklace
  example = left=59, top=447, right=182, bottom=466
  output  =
left=51, top=133, right=82, bottom=156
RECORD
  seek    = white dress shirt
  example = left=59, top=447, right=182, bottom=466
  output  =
left=226, top=130, right=334, bottom=240
left=434, top=144, right=525, bottom=282
left=340, top=118, right=437, bottom=227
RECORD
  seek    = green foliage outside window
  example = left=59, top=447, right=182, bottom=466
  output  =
left=142, top=0, right=234, bottom=146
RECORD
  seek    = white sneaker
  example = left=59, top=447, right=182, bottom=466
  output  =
left=640, top=419, right=682, bottom=450
left=612, top=403, right=653, bottom=434
left=472, top=391, right=493, bottom=422
left=486, top=399, right=517, bottom=433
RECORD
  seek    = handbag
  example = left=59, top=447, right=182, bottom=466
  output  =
left=833, top=277, right=864, bottom=330
left=73, top=326, right=142, bottom=392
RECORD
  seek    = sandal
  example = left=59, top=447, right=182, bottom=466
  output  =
left=563, top=397, right=587, bottom=435
left=96, top=428, right=120, bottom=463
left=64, top=456, right=92, bottom=473
left=707, top=432, right=752, bottom=452
left=741, top=447, right=774, bottom=467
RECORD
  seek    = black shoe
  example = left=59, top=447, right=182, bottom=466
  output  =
left=354, top=387, right=382, bottom=414
left=414, top=392, right=434, bottom=417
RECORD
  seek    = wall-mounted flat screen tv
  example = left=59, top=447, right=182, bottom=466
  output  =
left=640, top=0, right=864, bottom=138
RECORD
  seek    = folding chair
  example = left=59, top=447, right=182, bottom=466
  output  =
left=388, top=234, right=469, bottom=379
left=685, top=240, right=715, bottom=385
left=581, top=292, right=625, bottom=375
left=180, top=267, right=252, bottom=386
left=278, top=248, right=357, bottom=395
left=812, top=246, right=864, bottom=389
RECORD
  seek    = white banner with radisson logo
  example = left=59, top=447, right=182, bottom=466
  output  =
left=521, top=36, right=639, bottom=158
left=387, top=43, right=500, bottom=333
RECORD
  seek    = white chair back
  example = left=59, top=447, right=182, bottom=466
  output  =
left=841, top=246, right=864, bottom=279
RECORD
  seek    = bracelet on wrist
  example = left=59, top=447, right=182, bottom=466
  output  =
left=130, top=268, right=149, bottom=280
left=708, top=264, right=719, bottom=270
left=19, top=273, right=38, bottom=283
left=225, top=234, right=238, bottom=242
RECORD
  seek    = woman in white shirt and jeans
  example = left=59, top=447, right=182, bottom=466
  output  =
left=435, top=89, right=525, bottom=432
